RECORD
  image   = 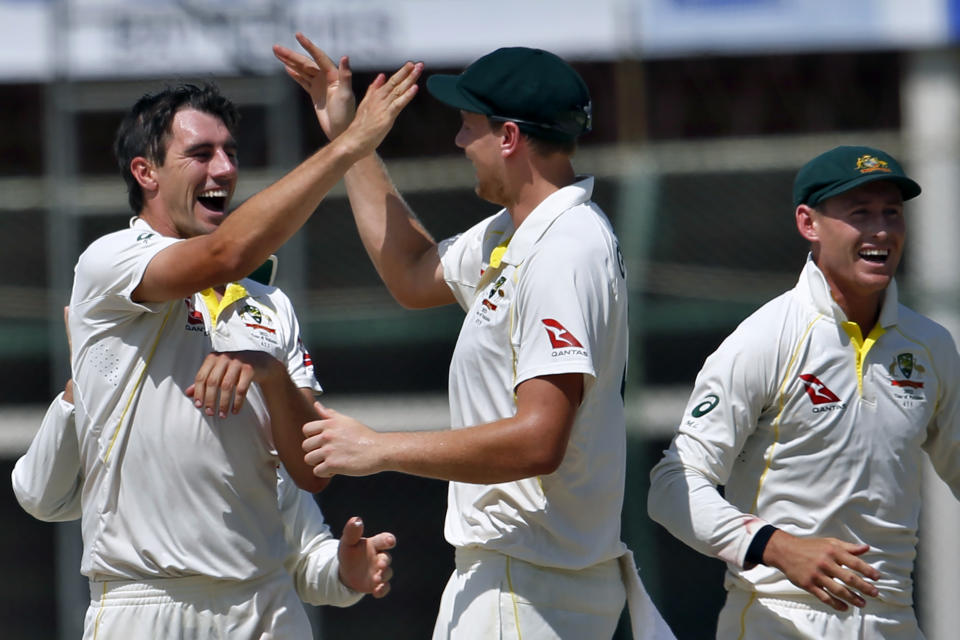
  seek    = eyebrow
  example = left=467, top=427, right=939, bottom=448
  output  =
left=182, top=139, right=238, bottom=155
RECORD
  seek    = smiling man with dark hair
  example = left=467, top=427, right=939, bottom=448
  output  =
left=41, top=61, right=421, bottom=639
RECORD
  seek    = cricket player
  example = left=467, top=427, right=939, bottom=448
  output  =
left=274, top=35, right=674, bottom=639
left=648, top=146, right=960, bottom=638
left=12, top=375, right=396, bottom=609
left=55, top=64, right=420, bottom=639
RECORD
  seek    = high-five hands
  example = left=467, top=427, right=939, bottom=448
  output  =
left=274, top=32, right=422, bottom=151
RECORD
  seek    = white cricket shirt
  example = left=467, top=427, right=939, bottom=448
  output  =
left=12, top=390, right=361, bottom=606
left=438, top=177, right=629, bottom=570
left=649, top=256, right=960, bottom=607
left=69, top=218, right=321, bottom=581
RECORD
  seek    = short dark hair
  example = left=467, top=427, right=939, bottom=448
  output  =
left=114, top=83, right=240, bottom=214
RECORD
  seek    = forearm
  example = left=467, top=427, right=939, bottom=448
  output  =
left=343, top=155, right=450, bottom=309
left=648, top=451, right=768, bottom=567
left=287, top=537, right=363, bottom=607
left=191, top=139, right=364, bottom=292
left=374, top=416, right=567, bottom=484
left=258, top=373, right=327, bottom=492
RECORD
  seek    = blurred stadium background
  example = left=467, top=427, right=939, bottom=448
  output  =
left=3, top=0, right=960, bottom=638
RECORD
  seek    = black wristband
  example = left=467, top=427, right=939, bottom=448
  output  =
left=745, top=524, right=778, bottom=566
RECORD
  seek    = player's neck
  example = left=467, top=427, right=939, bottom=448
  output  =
left=506, top=163, right=576, bottom=228
left=832, top=289, right=884, bottom=336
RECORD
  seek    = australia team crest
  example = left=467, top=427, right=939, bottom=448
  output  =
left=887, top=352, right=926, bottom=408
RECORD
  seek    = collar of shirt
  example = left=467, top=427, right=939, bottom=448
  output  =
left=799, top=252, right=900, bottom=329
left=495, top=175, right=595, bottom=268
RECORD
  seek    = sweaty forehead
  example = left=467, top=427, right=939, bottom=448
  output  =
left=169, top=108, right=235, bottom=147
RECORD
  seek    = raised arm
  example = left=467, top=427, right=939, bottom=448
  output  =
left=133, top=58, right=423, bottom=303
left=274, top=34, right=453, bottom=309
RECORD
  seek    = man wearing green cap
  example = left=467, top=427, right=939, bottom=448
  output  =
left=648, top=145, right=960, bottom=638
left=274, top=34, right=674, bottom=639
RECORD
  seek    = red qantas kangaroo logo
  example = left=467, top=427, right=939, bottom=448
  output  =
left=798, top=374, right=841, bottom=405
left=184, top=298, right=204, bottom=325
left=542, top=319, right=583, bottom=349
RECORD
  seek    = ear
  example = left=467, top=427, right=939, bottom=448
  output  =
left=130, top=157, right=158, bottom=193
left=796, top=204, right=819, bottom=243
left=499, top=121, right=522, bottom=158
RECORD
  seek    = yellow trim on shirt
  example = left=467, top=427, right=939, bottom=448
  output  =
left=737, top=591, right=758, bottom=640
left=104, top=304, right=174, bottom=463
left=505, top=556, right=524, bottom=640
left=199, top=282, right=248, bottom=326
left=489, top=234, right=513, bottom=269
left=841, top=321, right=886, bottom=397
left=750, top=315, right=822, bottom=513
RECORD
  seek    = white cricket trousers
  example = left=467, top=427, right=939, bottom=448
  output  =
left=717, top=588, right=924, bottom=640
left=432, top=547, right=626, bottom=639
left=83, top=569, right=312, bottom=640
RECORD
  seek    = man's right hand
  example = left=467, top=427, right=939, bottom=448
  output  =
left=273, top=32, right=422, bottom=153
left=273, top=32, right=356, bottom=139
left=762, top=529, right=881, bottom=611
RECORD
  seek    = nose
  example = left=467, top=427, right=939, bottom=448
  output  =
left=454, top=125, right=468, bottom=150
left=210, top=148, right=237, bottom=179
left=868, top=211, right=893, bottom=239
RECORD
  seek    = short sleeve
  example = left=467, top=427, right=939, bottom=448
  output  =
left=512, top=241, right=598, bottom=386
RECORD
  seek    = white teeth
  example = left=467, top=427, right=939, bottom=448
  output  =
left=860, top=248, right=888, bottom=256
left=199, top=189, right=227, bottom=198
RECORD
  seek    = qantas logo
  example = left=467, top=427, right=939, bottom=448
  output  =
left=798, top=373, right=845, bottom=413
left=798, top=374, right=840, bottom=404
left=184, top=298, right=204, bottom=326
left=542, top=319, right=583, bottom=349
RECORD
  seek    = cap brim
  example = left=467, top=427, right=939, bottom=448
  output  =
left=812, top=173, right=922, bottom=206
left=426, top=74, right=492, bottom=114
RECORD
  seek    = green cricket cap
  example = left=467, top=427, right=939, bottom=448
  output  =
left=793, top=145, right=921, bottom=208
left=426, top=47, right=592, bottom=142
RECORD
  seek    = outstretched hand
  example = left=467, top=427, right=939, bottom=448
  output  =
left=273, top=32, right=356, bottom=139
left=763, top=530, right=880, bottom=611
left=337, top=516, right=395, bottom=598
left=273, top=32, right=422, bottom=159
left=302, top=401, right=387, bottom=478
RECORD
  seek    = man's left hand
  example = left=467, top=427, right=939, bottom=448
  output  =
left=337, top=516, right=395, bottom=598
left=186, top=351, right=282, bottom=418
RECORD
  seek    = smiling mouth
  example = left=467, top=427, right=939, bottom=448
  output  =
left=197, top=188, right=228, bottom=213
left=859, top=248, right=889, bottom=264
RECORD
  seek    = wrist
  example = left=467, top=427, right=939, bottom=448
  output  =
left=745, top=524, right=779, bottom=568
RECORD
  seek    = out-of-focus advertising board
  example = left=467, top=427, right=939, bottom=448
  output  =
left=0, top=0, right=628, bottom=80
left=634, top=0, right=953, bottom=57
left=0, top=0, right=957, bottom=81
